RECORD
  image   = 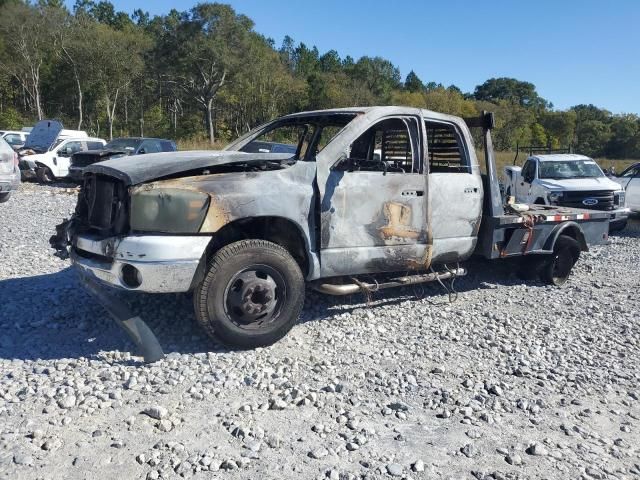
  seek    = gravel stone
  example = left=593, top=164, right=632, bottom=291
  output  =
left=386, top=463, right=403, bottom=476
left=526, top=443, right=549, bottom=456
left=142, top=406, right=168, bottom=420
left=0, top=183, right=639, bottom=479
left=309, top=447, right=329, bottom=459
left=13, top=453, right=34, bottom=466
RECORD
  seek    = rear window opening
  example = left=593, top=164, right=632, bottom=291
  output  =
left=425, top=121, right=469, bottom=173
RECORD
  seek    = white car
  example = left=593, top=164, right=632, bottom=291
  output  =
left=504, top=154, right=629, bottom=231
left=0, top=130, right=29, bottom=150
left=611, top=163, right=640, bottom=213
left=26, top=137, right=107, bottom=182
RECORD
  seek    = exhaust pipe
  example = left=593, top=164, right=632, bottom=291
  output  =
left=313, top=267, right=466, bottom=296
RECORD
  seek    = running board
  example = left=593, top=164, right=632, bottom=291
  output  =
left=312, top=267, right=467, bottom=296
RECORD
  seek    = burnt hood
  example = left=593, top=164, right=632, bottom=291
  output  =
left=84, top=150, right=293, bottom=186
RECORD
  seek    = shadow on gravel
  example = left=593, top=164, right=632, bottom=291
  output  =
left=0, top=258, right=534, bottom=363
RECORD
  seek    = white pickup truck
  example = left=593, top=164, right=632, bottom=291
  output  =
left=18, top=119, right=106, bottom=182
left=504, top=154, right=629, bottom=231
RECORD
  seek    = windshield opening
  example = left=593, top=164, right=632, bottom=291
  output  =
left=539, top=160, right=604, bottom=179
left=234, top=113, right=357, bottom=161
left=49, top=138, right=65, bottom=151
left=106, top=138, right=142, bottom=151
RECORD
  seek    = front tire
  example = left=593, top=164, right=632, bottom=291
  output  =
left=194, top=239, right=305, bottom=348
left=36, top=166, right=54, bottom=184
left=0, top=192, right=10, bottom=203
left=540, top=235, right=580, bottom=286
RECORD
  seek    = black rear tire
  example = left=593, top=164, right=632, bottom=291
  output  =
left=0, top=192, right=10, bottom=203
left=540, top=235, right=580, bottom=286
left=194, top=239, right=305, bottom=348
left=609, top=219, right=628, bottom=233
left=36, top=166, right=54, bottom=184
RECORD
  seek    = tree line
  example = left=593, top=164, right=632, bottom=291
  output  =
left=0, top=0, right=639, bottom=159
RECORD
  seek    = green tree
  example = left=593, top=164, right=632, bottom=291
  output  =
left=157, top=3, right=254, bottom=143
left=0, top=2, right=63, bottom=119
left=91, top=23, right=149, bottom=139
left=607, top=115, right=639, bottom=158
left=319, top=50, right=342, bottom=73
left=474, top=77, right=548, bottom=108
left=571, top=104, right=612, bottom=156
left=404, top=70, right=424, bottom=92
left=347, top=56, right=401, bottom=101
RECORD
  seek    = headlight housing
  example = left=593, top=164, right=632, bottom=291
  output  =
left=130, top=188, right=210, bottom=233
left=614, top=190, right=626, bottom=207
left=547, top=191, right=563, bottom=205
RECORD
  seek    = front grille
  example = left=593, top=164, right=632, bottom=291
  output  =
left=81, top=174, right=128, bottom=234
left=71, top=153, right=101, bottom=168
left=559, top=190, right=614, bottom=211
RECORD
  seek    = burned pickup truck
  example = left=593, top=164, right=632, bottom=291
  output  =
left=51, top=107, right=610, bottom=357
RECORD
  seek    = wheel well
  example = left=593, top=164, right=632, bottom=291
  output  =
left=204, top=217, right=310, bottom=276
left=555, top=225, right=587, bottom=251
left=534, top=197, right=546, bottom=205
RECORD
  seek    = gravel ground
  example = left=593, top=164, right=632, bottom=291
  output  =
left=1, top=183, right=639, bottom=480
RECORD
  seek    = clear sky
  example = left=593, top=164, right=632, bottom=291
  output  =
left=67, top=0, right=640, bottom=114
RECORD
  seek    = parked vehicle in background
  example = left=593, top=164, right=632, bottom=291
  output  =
left=611, top=162, right=640, bottom=213
left=51, top=107, right=611, bottom=356
left=68, top=137, right=178, bottom=181
left=29, top=137, right=107, bottom=183
left=0, top=136, right=20, bottom=203
left=504, top=153, right=629, bottom=231
left=17, top=120, right=101, bottom=181
left=0, top=130, right=29, bottom=150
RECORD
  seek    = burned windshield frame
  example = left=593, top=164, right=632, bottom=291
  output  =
left=232, top=113, right=358, bottom=161
left=538, top=160, right=605, bottom=179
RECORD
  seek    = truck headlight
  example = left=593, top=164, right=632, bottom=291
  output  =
left=614, top=191, right=625, bottom=206
left=547, top=191, right=563, bottom=205
left=130, top=188, right=210, bottom=233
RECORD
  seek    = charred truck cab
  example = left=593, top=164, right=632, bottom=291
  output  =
left=51, top=107, right=610, bottom=359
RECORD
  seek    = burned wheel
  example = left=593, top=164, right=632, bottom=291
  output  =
left=539, top=235, right=580, bottom=286
left=194, top=239, right=305, bottom=348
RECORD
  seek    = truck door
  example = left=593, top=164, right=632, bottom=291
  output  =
left=516, top=159, right=536, bottom=202
left=621, top=165, right=640, bottom=209
left=55, top=140, right=83, bottom=177
left=425, top=119, right=484, bottom=262
left=317, top=116, right=429, bottom=277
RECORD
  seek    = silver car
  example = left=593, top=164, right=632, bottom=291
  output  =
left=0, top=135, right=21, bottom=202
